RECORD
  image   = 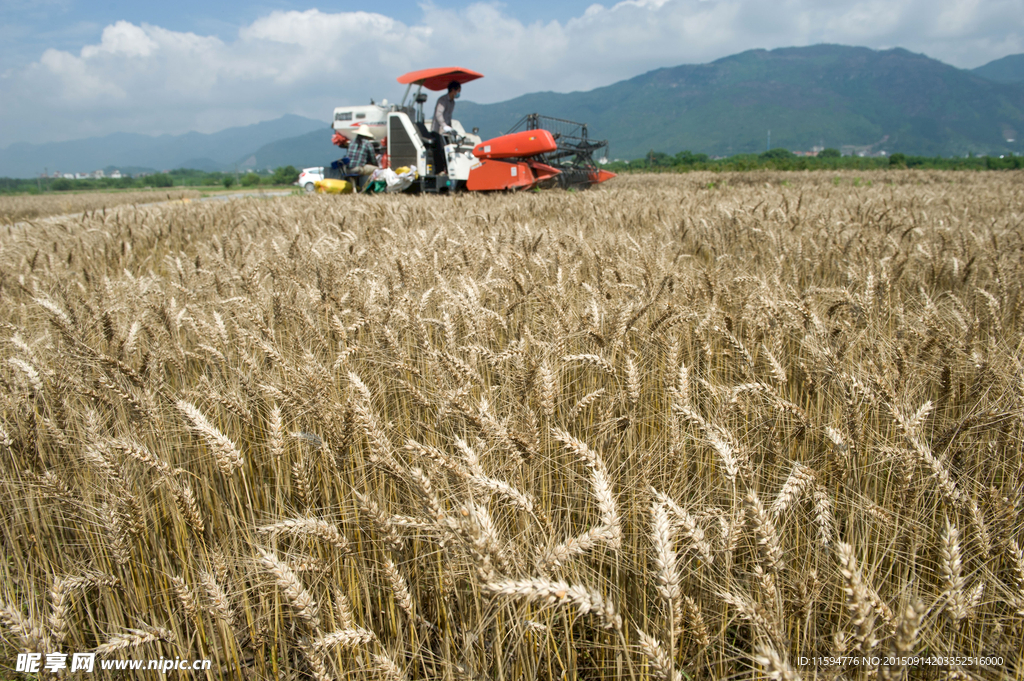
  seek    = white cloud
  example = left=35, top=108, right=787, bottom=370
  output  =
left=81, top=21, right=157, bottom=58
left=2, top=0, right=1023, bottom=147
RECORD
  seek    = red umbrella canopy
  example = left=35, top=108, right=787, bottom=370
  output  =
left=396, top=67, right=483, bottom=91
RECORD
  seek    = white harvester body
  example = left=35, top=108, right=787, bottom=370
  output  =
left=384, top=112, right=480, bottom=180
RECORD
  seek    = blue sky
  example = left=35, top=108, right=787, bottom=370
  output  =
left=0, top=1, right=603, bottom=69
left=2, top=0, right=1023, bottom=147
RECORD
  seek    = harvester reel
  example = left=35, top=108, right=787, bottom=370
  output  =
left=507, top=114, right=611, bottom=190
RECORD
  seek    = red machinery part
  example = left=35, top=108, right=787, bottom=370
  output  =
left=591, top=169, right=617, bottom=184
left=526, top=160, right=560, bottom=185
left=332, top=132, right=349, bottom=148
left=397, top=67, right=484, bottom=90
left=466, top=159, right=561, bottom=191
left=473, top=130, right=557, bottom=160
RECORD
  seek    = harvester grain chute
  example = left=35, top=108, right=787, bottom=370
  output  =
left=327, top=67, right=615, bottom=193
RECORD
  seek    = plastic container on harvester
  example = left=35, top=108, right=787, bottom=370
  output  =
left=315, top=179, right=353, bottom=194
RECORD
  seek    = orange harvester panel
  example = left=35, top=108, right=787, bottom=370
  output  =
left=467, top=160, right=536, bottom=191
left=473, top=130, right=557, bottom=159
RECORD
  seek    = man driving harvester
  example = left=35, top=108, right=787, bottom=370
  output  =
left=430, top=81, right=461, bottom=174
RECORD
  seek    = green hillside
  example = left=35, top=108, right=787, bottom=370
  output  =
left=236, top=128, right=340, bottom=171
left=458, top=45, right=1024, bottom=159
left=973, top=54, right=1024, bottom=84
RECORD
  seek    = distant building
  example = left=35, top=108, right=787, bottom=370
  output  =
left=110, top=170, right=122, bottom=179
left=794, top=145, right=826, bottom=157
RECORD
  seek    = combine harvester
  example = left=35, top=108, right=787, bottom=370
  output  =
left=329, top=67, right=615, bottom=193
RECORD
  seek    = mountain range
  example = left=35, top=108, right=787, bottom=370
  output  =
left=2, top=45, right=1023, bottom=177
left=0, top=115, right=330, bottom=178
left=460, top=45, right=1024, bottom=159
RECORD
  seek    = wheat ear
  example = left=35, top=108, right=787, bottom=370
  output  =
left=754, top=643, right=802, bottom=681
left=176, top=399, right=244, bottom=474
left=552, top=429, right=621, bottom=548
left=1, top=601, right=45, bottom=651
left=539, top=359, right=557, bottom=417
left=199, top=570, right=236, bottom=626
left=770, top=463, right=816, bottom=519
left=355, top=490, right=405, bottom=549
left=383, top=558, right=414, bottom=618
left=94, top=627, right=173, bottom=655
left=170, top=575, right=200, bottom=619
left=636, top=628, right=683, bottom=681
left=372, top=651, right=410, bottom=681
left=940, top=519, right=969, bottom=621
left=837, top=542, right=878, bottom=655
left=746, top=490, right=784, bottom=576
left=484, top=578, right=622, bottom=630
left=651, top=502, right=681, bottom=601
left=268, top=404, right=285, bottom=458
left=257, top=517, right=350, bottom=552
left=312, top=627, right=376, bottom=650
left=654, top=488, right=714, bottom=564
left=1009, top=540, right=1024, bottom=614
left=883, top=599, right=923, bottom=681
left=258, top=549, right=320, bottom=629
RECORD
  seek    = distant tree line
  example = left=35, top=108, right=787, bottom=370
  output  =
left=605, top=148, right=1024, bottom=172
left=0, top=166, right=300, bottom=194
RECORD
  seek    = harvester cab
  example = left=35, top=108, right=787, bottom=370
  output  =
left=331, top=67, right=615, bottom=193
left=385, top=67, right=486, bottom=191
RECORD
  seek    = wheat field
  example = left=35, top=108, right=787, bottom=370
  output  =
left=0, top=190, right=205, bottom=225
left=1, top=170, right=1022, bottom=680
